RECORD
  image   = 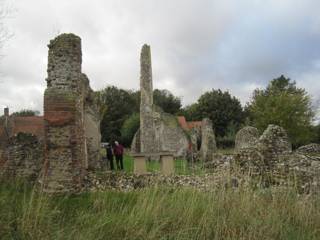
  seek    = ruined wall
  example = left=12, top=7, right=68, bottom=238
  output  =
left=154, top=109, right=189, bottom=157
left=131, top=109, right=189, bottom=157
left=235, top=126, right=259, bottom=151
left=234, top=124, right=292, bottom=181
left=200, top=118, right=217, bottom=162
left=257, top=124, right=292, bottom=168
left=132, top=44, right=189, bottom=157
left=81, top=74, right=102, bottom=170
left=0, top=107, right=45, bottom=177
left=297, top=143, right=320, bottom=154
left=43, top=33, right=87, bottom=193
left=0, top=133, right=43, bottom=179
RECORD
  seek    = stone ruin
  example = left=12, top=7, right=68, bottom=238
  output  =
left=131, top=44, right=189, bottom=158
left=130, top=44, right=218, bottom=163
left=200, top=118, right=217, bottom=162
left=234, top=125, right=292, bottom=172
left=297, top=143, right=320, bottom=154
left=3, top=33, right=318, bottom=194
left=0, top=33, right=101, bottom=194
left=0, top=108, right=44, bottom=179
left=234, top=126, right=259, bottom=151
left=234, top=124, right=320, bottom=191
left=43, top=33, right=101, bottom=193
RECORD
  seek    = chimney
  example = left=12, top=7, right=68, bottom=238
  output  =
left=4, top=107, right=9, bottom=117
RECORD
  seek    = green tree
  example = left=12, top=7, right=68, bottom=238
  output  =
left=182, top=89, right=245, bottom=137
left=98, top=86, right=139, bottom=143
left=247, top=75, right=314, bottom=146
left=153, top=89, right=181, bottom=114
left=98, top=86, right=182, bottom=145
left=178, top=103, right=199, bottom=120
left=12, top=109, right=40, bottom=117
left=120, top=113, right=140, bottom=147
left=133, top=89, right=182, bottom=114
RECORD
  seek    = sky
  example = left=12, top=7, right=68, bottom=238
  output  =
left=0, top=0, right=320, bottom=116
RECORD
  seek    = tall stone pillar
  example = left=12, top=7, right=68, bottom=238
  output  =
left=200, top=118, right=217, bottom=162
left=140, top=44, right=155, bottom=153
left=43, top=33, right=86, bottom=193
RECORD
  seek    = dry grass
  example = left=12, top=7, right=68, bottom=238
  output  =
left=0, top=178, right=320, bottom=240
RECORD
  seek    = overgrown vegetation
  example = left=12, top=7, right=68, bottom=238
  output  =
left=246, top=75, right=315, bottom=147
left=0, top=180, right=319, bottom=240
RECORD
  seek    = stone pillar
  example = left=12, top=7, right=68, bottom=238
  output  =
left=160, top=153, right=174, bottom=175
left=200, top=118, right=217, bottom=162
left=140, top=44, right=155, bottom=153
left=132, top=153, right=147, bottom=174
left=43, top=33, right=86, bottom=194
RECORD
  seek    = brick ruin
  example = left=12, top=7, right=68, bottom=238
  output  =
left=43, top=33, right=101, bottom=193
left=0, top=108, right=44, bottom=179
left=0, top=33, right=101, bottom=193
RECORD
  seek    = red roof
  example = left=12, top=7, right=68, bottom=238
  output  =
left=187, top=121, right=202, bottom=129
left=177, top=116, right=202, bottom=131
left=177, top=116, right=189, bottom=131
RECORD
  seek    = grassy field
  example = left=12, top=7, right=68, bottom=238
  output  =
left=0, top=180, right=320, bottom=240
left=122, top=154, right=205, bottom=175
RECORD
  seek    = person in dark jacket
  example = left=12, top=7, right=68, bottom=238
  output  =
left=105, top=143, right=114, bottom=170
left=113, top=141, right=124, bottom=170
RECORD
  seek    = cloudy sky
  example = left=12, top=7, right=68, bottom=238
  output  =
left=1, top=0, right=320, bottom=114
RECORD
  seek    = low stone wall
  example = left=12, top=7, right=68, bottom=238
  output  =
left=0, top=133, right=43, bottom=180
left=84, top=171, right=234, bottom=192
left=297, top=143, right=320, bottom=154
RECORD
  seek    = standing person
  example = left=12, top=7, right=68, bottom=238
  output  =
left=105, top=143, right=114, bottom=170
left=113, top=141, right=124, bottom=170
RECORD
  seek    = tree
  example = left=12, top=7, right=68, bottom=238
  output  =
left=182, top=89, right=245, bottom=137
left=12, top=109, right=40, bottom=117
left=153, top=89, right=181, bottom=114
left=247, top=75, right=314, bottom=146
left=98, top=86, right=139, bottom=143
left=120, top=113, right=140, bottom=147
left=98, top=86, right=182, bottom=145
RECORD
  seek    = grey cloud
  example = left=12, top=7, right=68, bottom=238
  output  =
left=0, top=0, right=320, bottom=113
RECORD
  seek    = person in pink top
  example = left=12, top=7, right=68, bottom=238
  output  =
left=113, top=141, right=124, bottom=170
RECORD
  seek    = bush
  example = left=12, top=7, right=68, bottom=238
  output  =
left=120, top=113, right=140, bottom=147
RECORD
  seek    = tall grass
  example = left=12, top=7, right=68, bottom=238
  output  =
left=0, top=180, right=319, bottom=240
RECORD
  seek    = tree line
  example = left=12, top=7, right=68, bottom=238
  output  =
left=10, top=75, right=319, bottom=148
left=97, top=75, right=319, bottom=148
